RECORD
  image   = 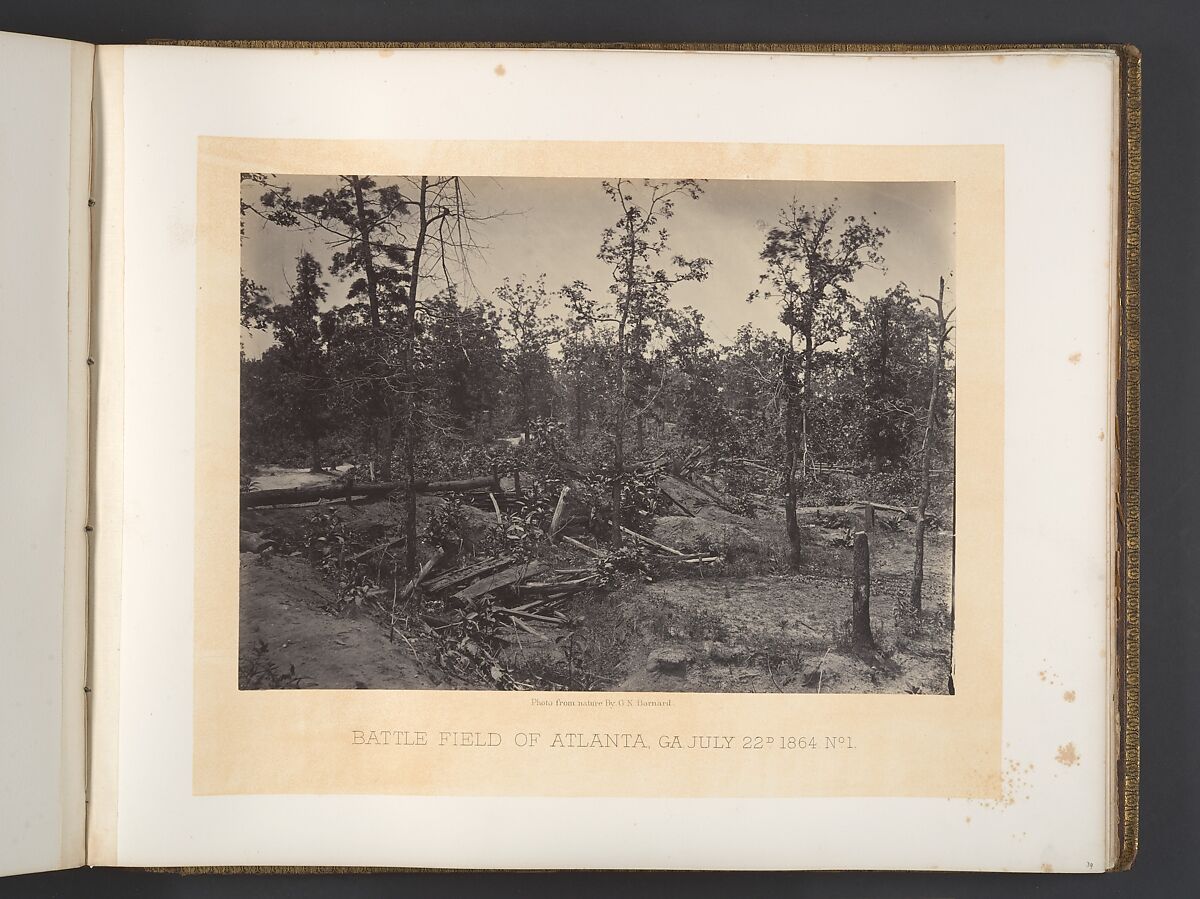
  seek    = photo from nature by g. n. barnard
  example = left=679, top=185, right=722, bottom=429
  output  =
left=238, top=173, right=956, bottom=694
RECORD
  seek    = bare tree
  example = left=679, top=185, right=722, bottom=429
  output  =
left=909, top=275, right=953, bottom=614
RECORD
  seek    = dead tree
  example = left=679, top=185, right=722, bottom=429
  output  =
left=909, top=276, right=953, bottom=614
left=851, top=531, right=873, bottom=646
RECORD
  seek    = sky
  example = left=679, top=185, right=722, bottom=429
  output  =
left=240, top=175, right=955, bottom=357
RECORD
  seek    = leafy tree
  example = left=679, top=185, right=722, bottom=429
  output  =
left=495, top=276, right=561, bottom=444
left=240, top=276, right=271, bottom=330
left=424, top=293, right=504, bottom=436
left=246, top=173, right=487, bottom=572
left=249, top=252, right=337, bottom=472
left=844, top=284, right=935, bottom=472
left=557, top=306, right=613, bottom=444
left=751, top=201, right=886, bottom=568
left=244, top=174, right=415, bottom=478
left=568, top=179, right=710, bottom=545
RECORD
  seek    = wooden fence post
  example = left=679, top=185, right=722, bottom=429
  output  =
left=863, top=502, right=875, bottom=531
left=851, top=531, right=874, bottom=647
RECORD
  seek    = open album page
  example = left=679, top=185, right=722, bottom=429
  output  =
left=90, top=45, right=1119, bottom=872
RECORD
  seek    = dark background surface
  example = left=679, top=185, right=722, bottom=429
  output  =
left=1, top=1, right=1195, bottom=896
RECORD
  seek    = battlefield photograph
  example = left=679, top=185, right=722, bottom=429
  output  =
left=237, top=173, right=956, bottom=694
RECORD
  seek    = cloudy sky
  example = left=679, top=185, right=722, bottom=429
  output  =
left=241, top=175, right=955, bottom=356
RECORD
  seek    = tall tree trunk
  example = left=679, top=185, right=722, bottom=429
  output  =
left=910, top=277, right=948, bottom=614
left=401, top=176, right=431, bottom=573
left=782, top=320, right=802, bottom=569
left=610, top=218, right=638, bottom=547
left=783, top=450, right=801, bottom=569
left=611, top=336, right=626, bottom=546
left=875, top=302, right=891, bottom=474
left=349, top=178, right=382, bottom=332
left=350, top=176, right=393, bottom=481
left=801, top=330, right=814, bottom=486
left=308, top=436, right=322, bottom=473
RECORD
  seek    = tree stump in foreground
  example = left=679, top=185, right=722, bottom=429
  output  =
left=851, top=531, right=874, bottom=647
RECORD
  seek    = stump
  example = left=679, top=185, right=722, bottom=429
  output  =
left=862, top=502, right=875, bottom=531
left=851, top=531, right=874, bottom=647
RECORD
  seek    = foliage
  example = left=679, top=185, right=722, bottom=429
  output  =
left=424, top=496, right=468, bottom=556
left=240, top=176, right=957, bottom=611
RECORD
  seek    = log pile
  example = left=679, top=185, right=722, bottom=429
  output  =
left=405, top=554, right=603, bottom=638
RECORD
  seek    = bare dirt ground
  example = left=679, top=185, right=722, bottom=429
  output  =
left=508, top=519, right=953, bottom=695
left=240, top=552, right=439, bottom=690
left=238, top=469, right=954, bottom=694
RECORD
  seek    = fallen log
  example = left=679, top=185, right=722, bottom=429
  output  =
left=349, top=536, right=404, bottom=562
left=631, top=449, right=670, bottom=473
left=620, top=526, right=686, bottom=557
left=506, top=608, right=568, bottom=625
left=399, top=550, right=444, bottom=602
left=388, top=549, right=445, bottom=641
left=514, top=576, right=599, bottom=597
left=717, top=457, right=775, bottom=475
left=550, top=453, right=590, bottom=480
left=505, top=617, right=550, bottom=639
left=454, top=561, right=544, bottom=604
left=561, top=535, right=606, bottom=558
left=850, top=499, right=908, bottom=515
left=240, top=475, right=500, bottom=509
left=422, top=555, right=514, bottom=595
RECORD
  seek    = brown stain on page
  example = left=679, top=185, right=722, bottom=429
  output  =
left=494, top=64, right=506, bottom=77
left=1063, top=690, right=1076, bottom=703
left=974, top=758, right=1036, bottom=810
left=1039, top=666, right=1062, bottom=687
left=1068, top=351, right=1082, bottom=364
left=1055, top=743, right=1080, bottom=767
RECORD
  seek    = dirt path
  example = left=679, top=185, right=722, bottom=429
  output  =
left=239, top=554, right=437, bottom=690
